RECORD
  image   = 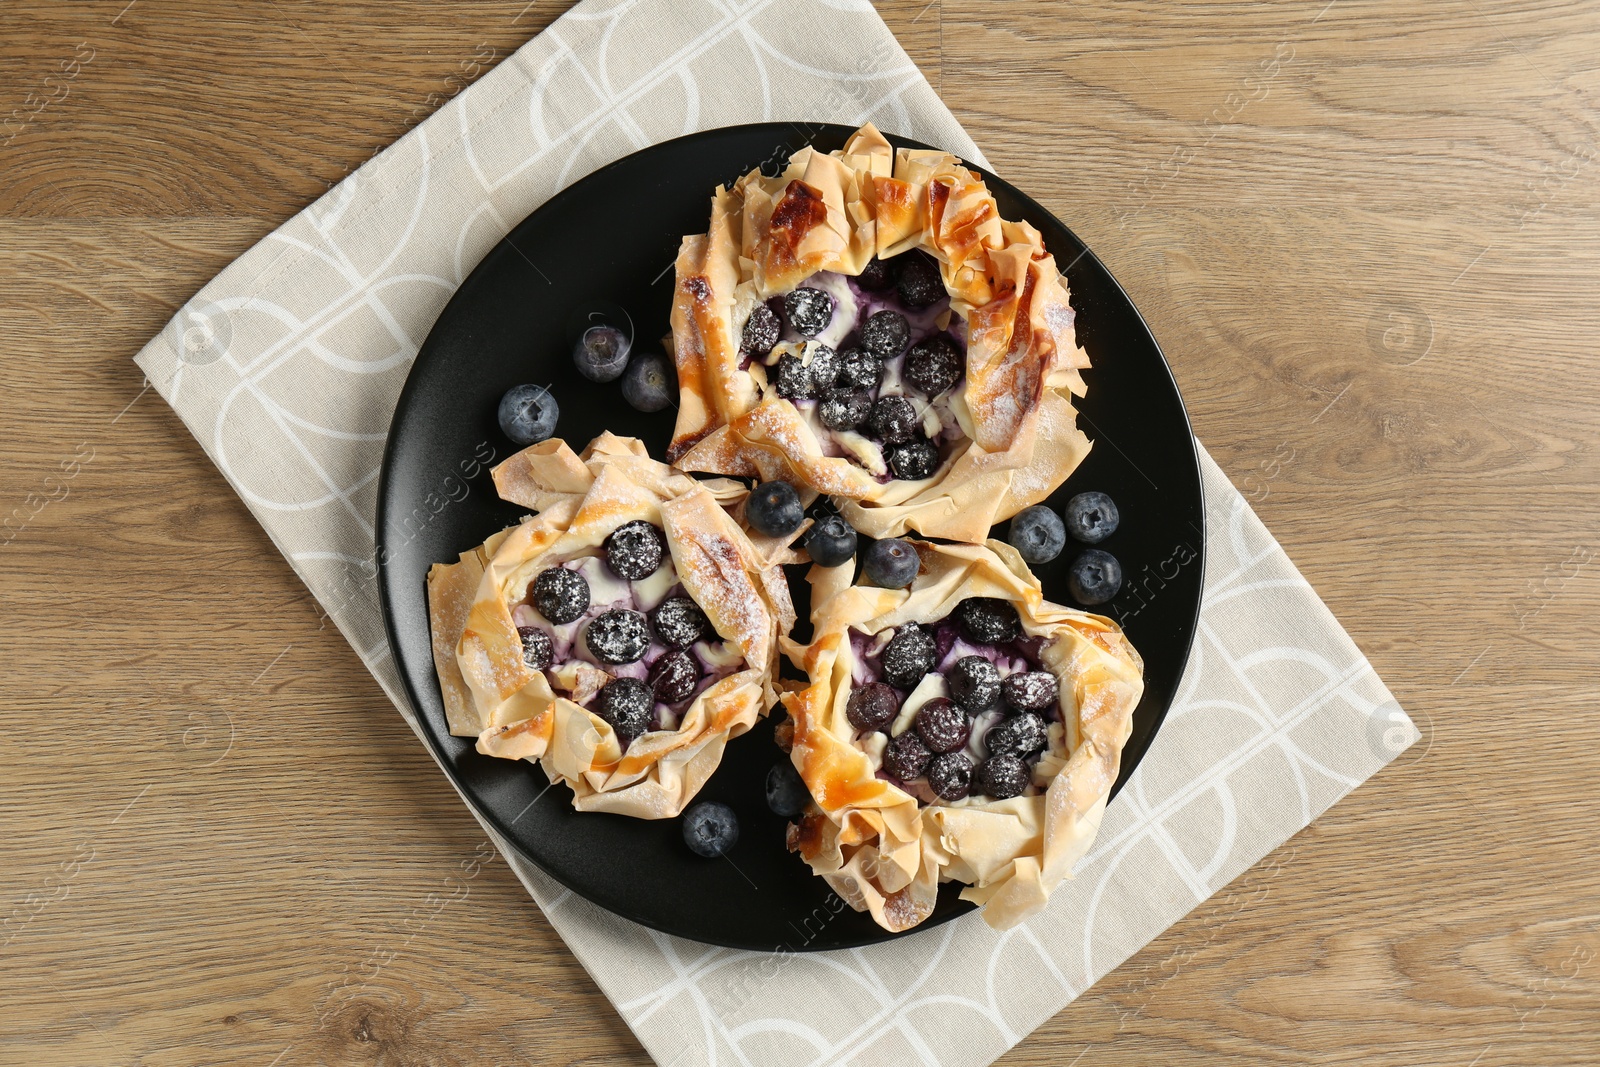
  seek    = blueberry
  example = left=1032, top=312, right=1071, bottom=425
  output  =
left=682, top=800, right=739, bottom=858
left=497, top=384, right=560, bottom=446
left=926, top=752, right=974, bottom=801
left=975, top=753, right=1030, bottom=799
left=650, top=595, right=711, bottom=648
left=846, top=682, right=901, bottom=732
left=1002, top=671, right=1059, bottom=712
left=985, top=712, right=1047, bottom=759
left=1068, top=549, right=1123, bottom=606
left=805, top=513, right=858, bottom=567
left=745, top=480, right=804, bottom=538
left=835, top=347, right=883, bottom=391
left=885, top=438, right=939, bottom=481
left=955, top=597, right=1021, bottom=644
left=880, top=623, right=935, bottom=689
left=947, top=656, right=1002, bottom=712
left=573, top=324, right=631, bottom=382
left=806, top=344, right=841, bottom=391
left=896, top=253, right=944, bottom=308
left=649, top=649, right=699, bottom=704
left=742, top=304, right=781, bottom=354
left=856, top=257, right=893, bottom=290
left=1065, top=491, right=1120, bottom=544
left=858, top=309, right=910, bottom=360
left=867, top=395, right=919, bottom=445
left=904, top=337, right=962, bottom=396
left=882, top=731, right=932, bottom=781
left=1009, top=504, right=1067, bottom=565
left=621, top=351, right=676, bottom=412
left=584, top=609, right=650, bottom=665
left=784, top=287, right=834, bottom=337
left=516, top=626, right=553, bottom=672
left=603, top=520, right=665, bottom=581
left=817, top=388, right=872, bottom=432
left=772, top=353, right=815, bottom=401
left=914, top=697, right=971, bottom=754
left=765, top=761, right=811, bottom=817
left=862, top=537, right=919, bottom=589
left=531, top=567, right=590, bottom=625
left=596, top=677, right=652, bottom=746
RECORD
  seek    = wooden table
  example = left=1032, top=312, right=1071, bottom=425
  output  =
left=4, top=1, right=1596, bottom=1063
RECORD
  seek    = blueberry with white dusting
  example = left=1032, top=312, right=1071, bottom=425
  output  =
left=742, top=304, right=781, bottom=353
left=596, top=677, right=652, bottom=745
left=985, top=712, right=1047, bottom=759
left=867, top=395, right=919, bottom=445
left=806, top=344, right=841, bottom=391
left=914, top=697, right=970, bottom=754
left=584, top=608, right=650, bottom=665
left=896, top=253, right=944, bottom=308
left=947, top=656, right=1002, bottom=712
left=516, top=626, right=553, bottom=672
left=784, top=287, right=834, bottom=337
left=885, top=438, right=939, bottom=481
left=882, top=731, right=932, bottom=781
left=649, top=649, right=699, bottom=704
left=531, top=567, right=590, bottom=625
left=858, top=309, right=910, bottom=360
left=926, top=752, right=974, bottom=801
left=880, top=623, right=936, bottom=689
left=818, top=388, right=871, bottom=431
left=846, top=682, right=901, bottom=732
left=975, top=754, right=1030, bottom=799
left=1002, top=671, right=1059, bottom=712
left=650, top=595, right=711, bottom=648
left=956, top=597, right=1021, bottom=644
left=856, top=257, right=893, bottom=290
left=603, top=520, right=665, bottom=581
left=835, top=347, right=883, bottom=391
left=904, top=337, right=963, bottom=396
left=772, top=353, right=815, bottom=400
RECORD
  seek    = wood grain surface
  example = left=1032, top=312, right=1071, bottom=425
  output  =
left=3, top=1, right=1597, bottom=1064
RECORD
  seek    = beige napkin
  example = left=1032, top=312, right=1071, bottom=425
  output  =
left=133, top=1, right=1416, bottom=1063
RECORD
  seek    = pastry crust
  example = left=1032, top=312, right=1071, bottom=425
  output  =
left=667, top=123, right=1093, bottom=543
left=781, top=539, right=1144, bottom=931
left=426, top=433, right=795, bottom=820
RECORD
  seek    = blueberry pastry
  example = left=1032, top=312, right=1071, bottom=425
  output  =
left=779, top=539, right=1143, bottom=931
left=426, top=433, right=794, bottom=819
left=666, top=123, right=1092, bottom=543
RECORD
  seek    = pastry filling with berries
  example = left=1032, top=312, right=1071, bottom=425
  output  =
left=514, top=519, right=743, bottom=749
left=843, top=596, right=1065, bottom=803
left=739, top=251, right=965, bottom=484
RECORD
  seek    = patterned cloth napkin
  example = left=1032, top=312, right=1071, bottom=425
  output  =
left=133, top=1, right=1416, bottom=1063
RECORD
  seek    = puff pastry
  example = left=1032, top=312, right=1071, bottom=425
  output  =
left=426, top=433, right=795, bottom=820
left=667, top=123, right=1093, bottom=543
left=780, top=539, right=1144, bottom=931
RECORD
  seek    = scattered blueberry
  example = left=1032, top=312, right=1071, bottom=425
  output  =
left=1002, top=671, right=1059, bottom=713
left=650, top=596, right=711, bottom=648
left=867, top=395, right=919, bottom=445
left=896, top=253, right=944, bottom=308
left=649, top=649, right=700, bottom=704
left=584, top=608, right=651, bottom=665
left=985, top=712, right=1047, bottom=759
left=846, top=682, right=902, bottom=732
left=497, top=384, right=560, bottom=446
left=956, top=597, right=1021, bottom=644
left=882, top=731, right=933, bottom=781
left=596, top=677, right=652, bottom=745
left=1065, top=491, right=1120, bottom=544
left=975, top=753, right=1030, bottom=799
left=856, top=257, right=893, bottom=290
left=862, top=537, right=919, bottom=589
left=742, top=304, right=781, bottom=354
left=766, top=761, right=811, bottom=817
left=926, top=751, right=974, bottom=801
left=745, top=480, right=805, bottom=538
left=772, top=353, right=815, bottom=401
left=531, top=567, right=590, bottom=625
left=858, top=309, right=910, bottom=360
left=904, top=337, right=962, bottom=396
left=1009, top=505, right=1067, bottom=564
left=682, top=800, right=740, bottom=858
left=1068, top=549, right=1123, bottom=606
left=516, top=626, right=553, bottom=672
left=948, top=656, right=1002, bottom=712
left=880, top=623, right=936, bottom=689
left=835, top=347, right=883, bottom=391
left=805, top=514, right=858, bottom=567
left=621, top=351, right=676, bottom=412
left=818, top=388, right=872, bottom=432
left=885, top=438, right=939, bottom=481
left=784, top=287, right=834, bottom=337
left=603, top=520, right=666, bottom=581
left=573, top=324, right=631, bottom=382
left=806, top=344, right=841, bottom=391
left=914, top=697, right=971, bottom=754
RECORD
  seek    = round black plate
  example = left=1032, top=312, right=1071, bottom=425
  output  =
left=377, top=123, right=1203, bottom=951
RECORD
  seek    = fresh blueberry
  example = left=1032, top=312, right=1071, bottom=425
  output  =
left=649, top=649, right=699, bottom=704
left=975, top=753, right=1030, bottom=799
left=806, top=344, right=841, bottom=391
left=904, top=337, right=962, bottom=396
left=573, top=324, right=631, bottom=382
left=955, top=597, right=1021, bottom=644
left=914, top=697, right=971, bottom=754
left=984, top=712, right=1047, bottom=759
left=805, top=514, right=858, bottom=567
left=926, top=752, right=974, bottom=801
left=772, top=353, right=815, bottom=400
left=835, top=347, right=883, bottom=391
left=896, top=253, right=944, bottom=308
left=1001, top=671, right=1059, bottom=712
left=1065, top=491, right=1120, bottom=544
left=531, top=567, right=590, bottom=625
left=856, top=257, right=893, bottom=290
left=784, top=287, right=834, bottom=337
left=516, top=626, right=553, bottom=672
left=882, top=731, right=932, bottom=781
left=596, top=677, right=652, bottom=746
left=862, top=537, right=919, bottom=589
left=818, top=388, right=872, bottom=432
left=497, top=384, right=560, bottom=446
left=880, top=623, right=936, bottom=690
left=682, top=800, right=740, bottom=858
left=867, top=395, right=919, bottom=445
left=765, top=761, right=811, bottom=817
left=650, top=595, right=711, bottom=648
left=846, top=682, right=902, bottom=732
left=621, top=351, right=676, bottom=412
left=742, top=304, right=781, bottom=354
left=1009, top=505, right=1067, bottom=565
left=745, top=481, right=805, bottom=538
left=947, top=656, right=1002, bottom=712
left=1068, top=549, right=1123, bottom=605
left=584, top=609, right=651, bottom=665
left=885, top=438, right=939, bottom=481
left=603, top=520, right=665, bottom=581
left=858, top=309, right=910, bottom=360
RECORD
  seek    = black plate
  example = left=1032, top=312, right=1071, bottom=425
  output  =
left=377, top=123, right=1203, bottom=951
